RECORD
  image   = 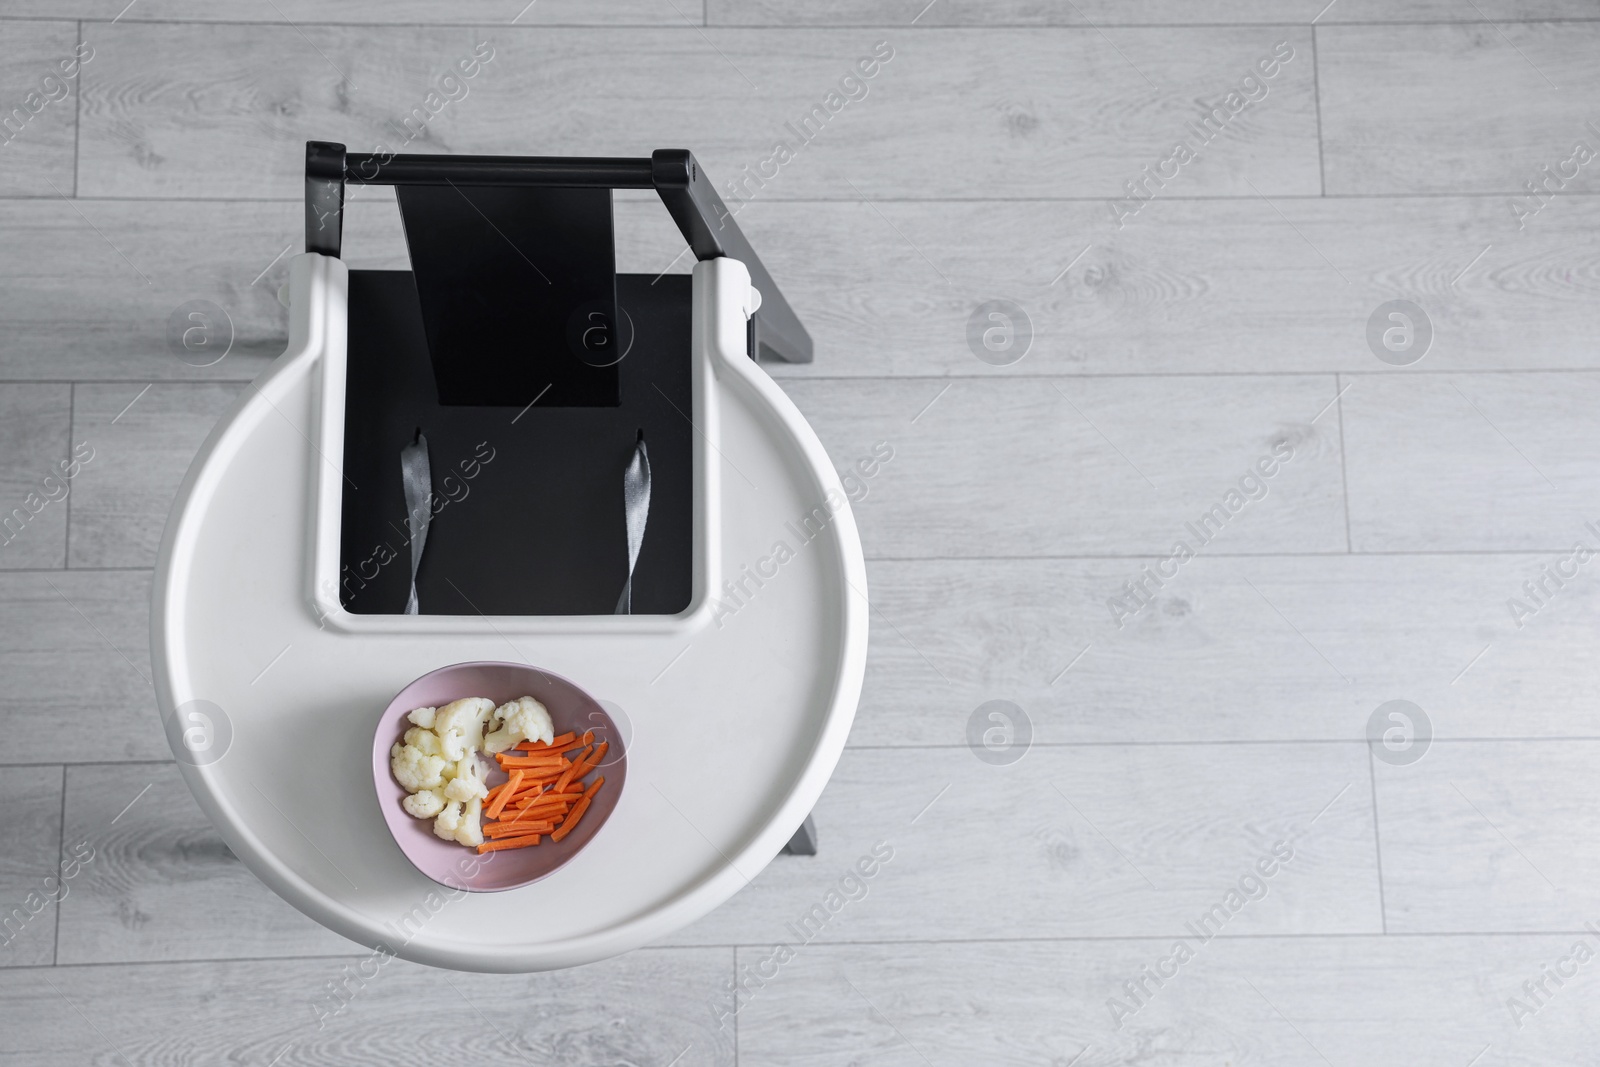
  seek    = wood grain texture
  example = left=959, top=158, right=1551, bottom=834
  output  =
left=1376, top=740, right=1600, bottom=935
left=76, top=23, right=1320, bottom=200
left=735, top=936, right=1600, bottom=1067
left=0, top=766, right=65, bottom=967
left=0, top=569, right=161, bottom=764
left=710, top=0, right=1600, bottom=25
left=662, top=742, right=1380, bottom=946
left=729, top=195, right=1600, bottom=379
left=0, top=20, right=79, bottom=197
left=0, top=949, right=734, bottom=1065
left=1342, top=372, right=1600, bottom=552
left=68, top=382, right=240, bottom=568
left=58, top=372, right=1347, bottom=567
left=0, top=0, right=702, bottom=23
left=850, top=552, right=1600, bottom=746
left=783, top=374, right=1347, bottom=556
left=1319, top=21, right=1600, bottom=195
left=55, top=763, right=355, bottom=964
left=0, top=197, right=294, bottom=381
left=7, top=194, right=1600, bottom=382
left=0, top=384, right=70, bottom=569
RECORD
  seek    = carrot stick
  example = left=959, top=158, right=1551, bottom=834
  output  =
left=568, top=741, right=608, bottom=779
left=552, top=747, right=591, bottom=793
left=484, top=818, right=554, bottom=837
left=550, top=796, right=592, bottom=842
left=497, top=756, right=569, bottom=771
left=497, top=803, right=558, bottom=826
left=516, top=731, right=576, bottom=751
left=477, top=834, right=541, bottom=852
left=515, top=787, right=572, bottom=802
left=485, top=770, right=522, bottom=820
left=513, top=798, right=574, bottom=814
left=513, top=791, right=566, bottom=807
left=582, top=776, right=605, bottom=799
left=497, top=750, right=567, bottom=764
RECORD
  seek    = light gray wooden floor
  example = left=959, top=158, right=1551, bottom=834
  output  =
left=3, top=1, right=1600, bottom=1063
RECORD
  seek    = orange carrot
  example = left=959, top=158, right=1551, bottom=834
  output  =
left=513, top=797, right=574, bottom=814
left=484, top=818, right=554, bottom=837
left=552, top=747, right=591, bottom=793
left=516, top=731, right=576, bottom=751
left=498, top=801, right=558, bottom=824
left=550, top=796, right=592, bottom=842
left=511, top=791, right=562, bottom=807
left=485, top=770, right=522, bottom=820
left=497, top=756, right=569, bottom=771
left=581, top=729, right=595, bottom=745
left=582, top=776, right=605, bottom=799
left=477, top=834, right=541, bottom=852
left=497, top=750, right=566, bottom=763
left=568, top=741, right=608, bottom=779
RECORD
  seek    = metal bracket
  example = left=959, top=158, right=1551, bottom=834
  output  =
left=302, top=143, right=814, bottom=398
left=781, top=814, right=818, bottom=856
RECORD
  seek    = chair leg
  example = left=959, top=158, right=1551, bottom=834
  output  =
left=781, top=814, right=817, bottom=856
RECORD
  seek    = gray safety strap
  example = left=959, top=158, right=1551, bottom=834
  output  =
left=614, top=432, right=651, bottom=614
left=400, top=431, right=432, bottom=615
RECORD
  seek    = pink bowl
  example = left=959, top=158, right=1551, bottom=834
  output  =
left=372, top=661, right=626, bottom=892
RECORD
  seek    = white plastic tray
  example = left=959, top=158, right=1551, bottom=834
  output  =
left=151, top=253, right=867, bottom=972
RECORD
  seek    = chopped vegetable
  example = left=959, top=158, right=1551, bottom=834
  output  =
left=478, top=835, right=542, bottom=852
left=485, top=770, right=522, bottom=820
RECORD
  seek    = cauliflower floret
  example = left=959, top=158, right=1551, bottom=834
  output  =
left=395, top=697, right=508, bottom=847
left=443, top=755, right=488, bottom=803
left=431, top=697, right=495, bottom=761
left=433, top=800, right=463, bottom=841
left=454, top=797, right=484, bottom=847
left=402, top=787, right=446, bottom=819
left=390, top=740, right=446, bottom=793
left=403, top=726, right=443, bottom=756
left=484, top=695, right=554, bottom=754
left=431, top=797, right=485, bottom=847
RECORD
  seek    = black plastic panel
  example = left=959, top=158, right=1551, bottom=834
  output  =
left=339, top=271, right=693, bottom=616
left=395, top=183, right=622, bottom=407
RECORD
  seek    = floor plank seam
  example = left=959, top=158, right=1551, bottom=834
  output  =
left=1311, top=24, right=1326, bottom=197
left=1335, top=372, right=1352, bottom=553
left=51, top=764, right=66, bottom=965
left=62, top=383, right=74, bottom=569
left=20, top=930, right=1600, bottom=976
left=1, top=15, right=1594, bottom=30
left=1366, top=744, right=1388, bottom=935
left=17, top=191, right=1600, bottom=205
left=70, top=19, right=81, bottom=200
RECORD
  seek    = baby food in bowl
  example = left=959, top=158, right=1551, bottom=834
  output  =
left=372, top=661, right=626, bottom=892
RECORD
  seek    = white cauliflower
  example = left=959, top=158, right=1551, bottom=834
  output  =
left=431, top=697, right=496, bottom=761
left=432, top=796, right=485, bottom=847
left=443, top=755, right=488, bottom=803
left=390, top=739, right=446, bottom=793
left=402, top=788, right=446, bottom=819
left=403, top=726, right=442, bottom=756
left=433, top=800, right=463, bottom=839
left=484, top=695, right=554, bottom=754
left=391, top=698, right=505, bottom=848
